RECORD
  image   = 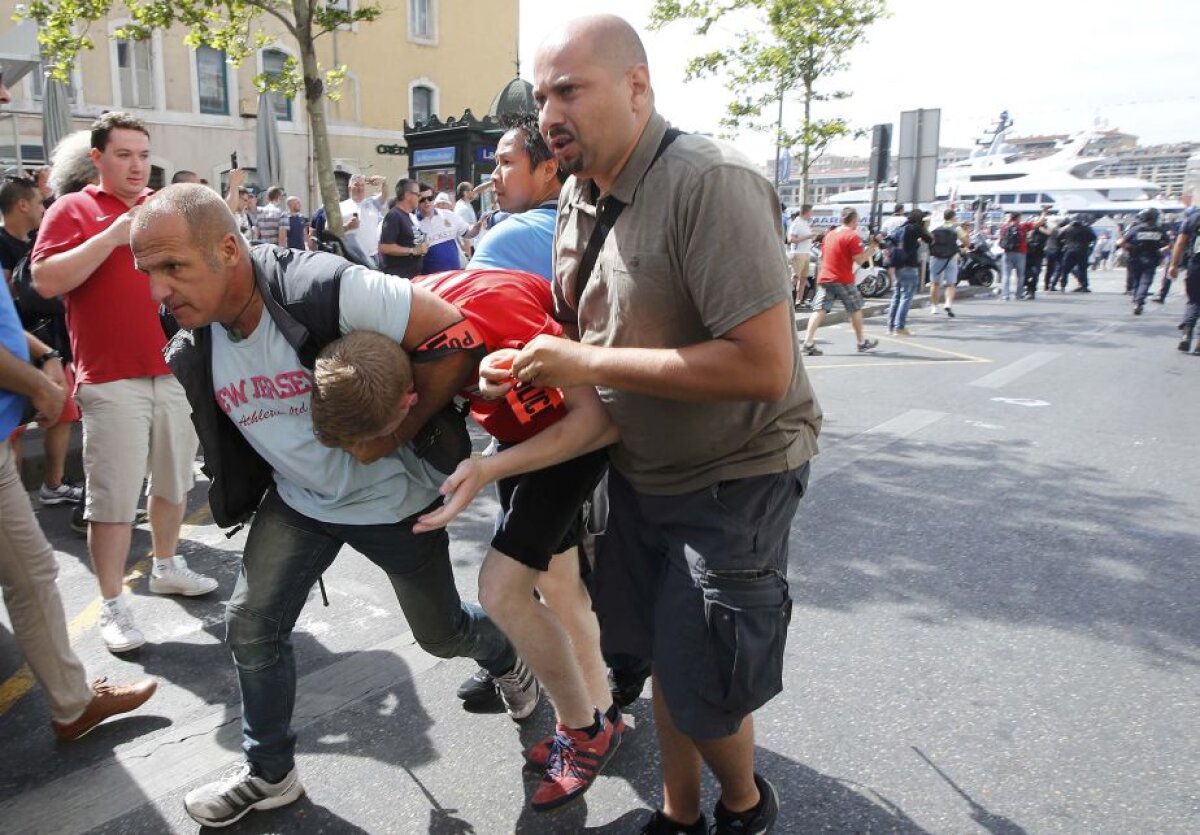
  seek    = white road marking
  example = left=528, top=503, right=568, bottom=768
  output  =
left=990, top=397, right=1050, bottom=408
left=968, top=351, right=1059, bottom=389
left=811, top=409, right=947, bottom=486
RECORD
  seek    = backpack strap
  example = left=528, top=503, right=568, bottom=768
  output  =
left=252, top=246, right=349, bottom=369
left=574, top=127, right=683, bottom=308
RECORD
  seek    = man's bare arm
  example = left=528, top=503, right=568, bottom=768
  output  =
left=513, top=300, right=796, bottom=403
left=33, top=212, right=133, bottom=297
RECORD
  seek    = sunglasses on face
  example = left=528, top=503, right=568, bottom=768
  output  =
left=418, top=196, right=433, bottom=204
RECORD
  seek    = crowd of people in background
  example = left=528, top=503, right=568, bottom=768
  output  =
left=784, top=194, right=1197, bottom=350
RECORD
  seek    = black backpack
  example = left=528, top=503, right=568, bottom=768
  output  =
left=10, top=254, right=64, bottom=322
left=884, top=224, right=911, bottom=268
left=1001, top=224, right=1023, bottom=252
left=930, top=227, right=959, bottom=259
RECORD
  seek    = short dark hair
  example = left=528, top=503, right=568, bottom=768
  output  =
left=841, top=207, right=858, bottom=224
left=500, top=111, right=566, bottom=184
left=892, top=203, right=905, bottom=215
left=419, top=183, right=434, bottom=196
left=0, top=178, right=39, bottom=214
left=171, top=170, right=198, bottom=184
left=801, top=203, right=813, bottom=213
left=266, top=186, right=284, bottom=201
left=90, top=111, right=150, bottom=152
left=943, top=208, right=956, bottom=221
left=395, top=178, right=418, bottom=200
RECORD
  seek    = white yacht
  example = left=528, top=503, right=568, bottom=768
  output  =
left=824, top=113, right=1181, bottom=217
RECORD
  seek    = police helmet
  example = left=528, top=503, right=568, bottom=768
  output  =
left=1137, top=207, right=1159, bottom=224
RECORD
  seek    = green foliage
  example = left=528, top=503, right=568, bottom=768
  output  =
left=650, top=0, right=887, bottom=197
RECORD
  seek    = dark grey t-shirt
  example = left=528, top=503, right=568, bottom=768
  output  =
left=553, top=112, right=822, bottom=495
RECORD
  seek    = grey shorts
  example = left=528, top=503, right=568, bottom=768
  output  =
left=812, top=282, right=863, bottom=313
left=594, top=464, right=808, bottom=739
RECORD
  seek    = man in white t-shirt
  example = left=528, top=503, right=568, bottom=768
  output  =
left=338, top=174, right=387, bottom=262
left=787, top=204, right=814, bottom=302
left=129, top=184, right=530, bottom=828
left=454, top=181, right=477, bottom=226
left=417, top=184, right=474, bottom=272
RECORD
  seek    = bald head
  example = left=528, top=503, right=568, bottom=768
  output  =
left=134, top=183, right=241, bottom=254
left=538, top=14, right=648, bottom=77
left=533, top=15, right=654, bottom=190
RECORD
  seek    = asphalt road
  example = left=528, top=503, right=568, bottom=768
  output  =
left=0, top=269, right=1196, bottom=834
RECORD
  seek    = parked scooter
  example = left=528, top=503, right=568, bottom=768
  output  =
left=959, top=241, right=998, bottom=287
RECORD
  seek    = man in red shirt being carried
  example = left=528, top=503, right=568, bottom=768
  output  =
left=801, top=207, right=880, bottom=356
left=31, top=113, right=217, bottom=654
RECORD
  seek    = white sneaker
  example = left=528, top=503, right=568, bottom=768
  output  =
left=928, top=304, right=939, bottom=314
left=184, top=762, right=304, bottom=828
left=39, top=482, right=84, bottom=506
left=99, top=602, right=145, bottom=653
left=149, top=556, right=219, bottom=597
left=495, top=657, right=541, bottom=721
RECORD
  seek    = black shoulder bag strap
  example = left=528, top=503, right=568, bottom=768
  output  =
left=573, top=128, right=682, bottom=308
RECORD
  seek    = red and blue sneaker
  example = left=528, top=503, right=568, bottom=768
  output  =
left=530, top=711, right=621, bottom=811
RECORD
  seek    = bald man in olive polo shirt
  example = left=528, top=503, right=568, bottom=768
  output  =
left=513, top=14, right=821, bottom=834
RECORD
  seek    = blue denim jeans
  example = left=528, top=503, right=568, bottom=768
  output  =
left=1001, top=252, right=1026, bottom=299
left=887, top=267, right=919, bottom=329
left=228, top=489, right=516, bottom=781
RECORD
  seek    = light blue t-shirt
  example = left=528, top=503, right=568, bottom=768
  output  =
left=468, top=206, right=556, bottom=280
left=211, top=265, right=443, bottom=525
left=0, top=291, right=29, bottom=438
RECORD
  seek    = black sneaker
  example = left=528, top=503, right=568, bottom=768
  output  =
left=857, top=338, right=878, bottom=352
left=1133, top=305, right=1144, bottom=315
left=456, top=667, right=498, bottom=706
left=712, top=773, right=779, bottom=834
left=801, top=343, right=822, bottom=357
left=1152, top=297, right=1165, bottom=304
left=640, top=810, right=708, bottom=834
left=944, top=307, right=956, bottom=318
left=1180, top=340, right=1193, bottom=353
left=70, top=505, right=87, bottom=536
left=495, top=657, right=541, bottom=720
left=610, top=659, right=651, bottom=708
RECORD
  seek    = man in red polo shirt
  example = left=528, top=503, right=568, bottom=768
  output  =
left=31, top=112, right=217, bottom=654
left=800, top=207, right=880, bottom=355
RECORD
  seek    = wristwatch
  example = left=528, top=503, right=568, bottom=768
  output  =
left=34, top=349, right=62, bottom=368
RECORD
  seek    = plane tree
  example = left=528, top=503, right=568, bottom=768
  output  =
left=649, top=0, right=886, bottom=204
left=20, top=0, right=382, bottom=233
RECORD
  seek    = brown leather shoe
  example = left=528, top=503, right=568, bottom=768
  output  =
left=51, top=676, right=158, bottom=741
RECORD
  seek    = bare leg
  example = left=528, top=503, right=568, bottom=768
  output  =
left=536, top=547, right=612, bottom=711
left=43, top=421, right=71, bottom=489
left=929, top=282, right=942, bottom=308
left=802, top=309, right=826, bottom=346
left=148, top=494, right=186, bottom=561
left=88, top=521, right=133, bottom=599
left=478, top=548, right=595, bottom=728
left=695, top=714, right=759, bottom=813
left=653, top=673, right=704, bottom=825
left=849, top=309, right=866, bottom=343
left=945, top=282, right=957, bottom=308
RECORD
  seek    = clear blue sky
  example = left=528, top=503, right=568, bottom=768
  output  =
left=519, top=0, right=1199, bottom=162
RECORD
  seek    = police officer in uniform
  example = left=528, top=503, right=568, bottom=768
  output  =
left=1121, top=208, right=1169, bottom=315
left=1168, top=201, right=1200, bottom=353
left=1060, top=216, right=1098, bottom=292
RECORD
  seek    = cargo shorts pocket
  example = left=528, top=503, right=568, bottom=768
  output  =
left=700, top=570, right=792, bottom=716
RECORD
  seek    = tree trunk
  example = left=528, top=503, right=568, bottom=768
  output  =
left=800, top=80, right=813, bottom=206
left=293, top=1, right=343, bottom=234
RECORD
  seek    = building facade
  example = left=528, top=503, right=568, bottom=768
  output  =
left=0, top=0, right=518, bottom=207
